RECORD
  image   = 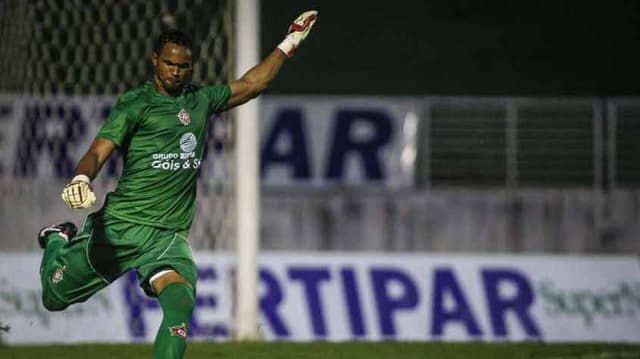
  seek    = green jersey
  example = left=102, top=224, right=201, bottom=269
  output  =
left=97, top=81, right=231, bottom=229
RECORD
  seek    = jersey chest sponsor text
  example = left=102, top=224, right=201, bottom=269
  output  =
left=150, top=132, right=202, bottom=171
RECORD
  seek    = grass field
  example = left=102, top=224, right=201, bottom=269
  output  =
left=1, top=342, right=640, bottom=359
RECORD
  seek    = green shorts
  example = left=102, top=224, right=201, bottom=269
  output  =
left=43, top=210, right=197, bottom=306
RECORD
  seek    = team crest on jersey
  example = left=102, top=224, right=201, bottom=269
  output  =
left=52, top=266, right=65, bottom=284
left=168, top=323, right=187, bottom=339
left=177, top=109, right=191, bottom=126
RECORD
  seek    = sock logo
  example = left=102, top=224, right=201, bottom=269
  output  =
left=52, top=266, right=66, bottom=284
left=168, top=323, right=187, bottom=339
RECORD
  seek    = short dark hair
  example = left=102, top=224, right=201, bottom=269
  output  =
left=154, top=29, right=193, bottom=53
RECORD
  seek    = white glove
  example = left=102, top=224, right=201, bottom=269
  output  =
left=61, top=174, right=96, bottom=209
left=277, top=10, right=318, bottom=58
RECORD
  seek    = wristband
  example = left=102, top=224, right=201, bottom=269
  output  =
left=277, top=38, right=295, bottom=58
left=71, top=174, right=91, bottom=183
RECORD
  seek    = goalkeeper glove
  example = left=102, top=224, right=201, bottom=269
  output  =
left=61, top=174, right=96, bottom=209
left=277, top=10, right=318, bottom=58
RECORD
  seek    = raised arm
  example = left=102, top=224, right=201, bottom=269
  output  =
left=61, top=138, right=117, bottom=209
left=225, top=10, right=318, bottom=109
left=226, top=49, right=287, bottom=109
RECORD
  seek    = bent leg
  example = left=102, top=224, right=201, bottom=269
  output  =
left=152, top=271, right=196, bottom=359
left=39, top=215, right=110, bottom=311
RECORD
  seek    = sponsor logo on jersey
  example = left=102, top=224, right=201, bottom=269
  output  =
left=177, top=109, right=191, bottom=126
left=168, top=322, right=187, bottom=339
left=150, top=133, right=200, bottom=170
left=52, top=266, right=65, bottom=284
left=180, top=132, right=197, bottom=152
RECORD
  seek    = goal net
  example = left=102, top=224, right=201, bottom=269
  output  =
left=0, top=0, right=236, bottom=251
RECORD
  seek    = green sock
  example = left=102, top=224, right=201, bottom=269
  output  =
left=39, top=235, right=66, bottom=278
left=153, top=282, right=195, bottom=359
left=39, top=235, right=68, bottom=311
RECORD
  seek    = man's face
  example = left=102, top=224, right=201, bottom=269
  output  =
left=151, top=42, right=192, bottom=94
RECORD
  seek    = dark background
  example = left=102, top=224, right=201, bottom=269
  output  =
left=261, top=0, right=640, bottom=96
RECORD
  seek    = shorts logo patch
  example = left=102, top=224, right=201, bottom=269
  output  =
left=168, top=322, right=187, bottom=339
left=52, top=266, right=65, bottom=284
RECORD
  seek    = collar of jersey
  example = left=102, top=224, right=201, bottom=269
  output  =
left=145, top=81, right=186, bottom=100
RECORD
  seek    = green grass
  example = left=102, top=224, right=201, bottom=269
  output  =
left=2, top=342, right=640, bottom=359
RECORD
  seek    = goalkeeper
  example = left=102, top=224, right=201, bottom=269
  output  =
left=37, top=10, right=317, bottom=359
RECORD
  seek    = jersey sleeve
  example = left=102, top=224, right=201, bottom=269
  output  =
left=96, top=98, right=139, bottom=147
left=201, top=84, right=231, bottom=114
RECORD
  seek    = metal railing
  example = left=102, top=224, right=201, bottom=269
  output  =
left=416, top=97, right=640, bottom=191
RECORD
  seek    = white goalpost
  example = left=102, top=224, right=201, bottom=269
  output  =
left=233, top=0, right=261, bottom=341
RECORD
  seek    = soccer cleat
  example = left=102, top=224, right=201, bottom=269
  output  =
left=38, top=222, right=78, bottom=249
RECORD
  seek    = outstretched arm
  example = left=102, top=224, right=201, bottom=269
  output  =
left=225, top=10, right=318, bottom=109
left=61, top=138, right=116, bottom=209
left=226, top=49, right=287, bottom=109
